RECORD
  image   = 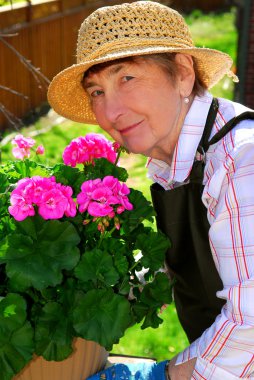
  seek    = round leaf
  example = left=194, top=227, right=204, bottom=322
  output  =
left=73, top=289, right=132, bottom=350
left=3, top=218, right=80, bottom=290
left=75, top=248, right=119, bottom=286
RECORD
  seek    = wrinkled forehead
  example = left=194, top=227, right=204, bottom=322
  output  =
left=83, top=56, right=141, bottom=81
left=83, top=63, right=127, bottom=90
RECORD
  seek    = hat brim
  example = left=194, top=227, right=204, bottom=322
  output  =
left=47, top=46, right=233, bottom=124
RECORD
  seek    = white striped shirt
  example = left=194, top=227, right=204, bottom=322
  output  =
left=147, top=92, right=254, bottom=379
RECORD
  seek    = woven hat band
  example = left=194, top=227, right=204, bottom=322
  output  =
left=80, top=38, right=194, bottom=63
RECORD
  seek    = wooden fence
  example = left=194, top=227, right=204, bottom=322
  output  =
left=0, top=0, right=134, bottom=130
left=0, top=0, right=231, bottom=130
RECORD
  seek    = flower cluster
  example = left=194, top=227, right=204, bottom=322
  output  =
left=77, top=176, right=133, bottom=218
left=0, top=132, right=172, bottom=380
left=63, top=133, right=117, bottom=167
left=77, top=176, right=133, bottom=232
left=8, top=174, right=133, bottom=233
left=11, top=134, right=44, bottom=159
left=8, top=176, right=76, bottom=221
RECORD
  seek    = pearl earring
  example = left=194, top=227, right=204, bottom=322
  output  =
left=184, top=97, right=190, bottom=104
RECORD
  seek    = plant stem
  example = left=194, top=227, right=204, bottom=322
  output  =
left=98, top=225, right=116, bottom=247
left=114, top=151, right=121, bottom=166
left=129, top=260, right=139, bottom=272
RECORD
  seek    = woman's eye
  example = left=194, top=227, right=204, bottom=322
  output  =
left=123, top=75, right=134, bottom=82
left=91, top=89, right=104, bottom=97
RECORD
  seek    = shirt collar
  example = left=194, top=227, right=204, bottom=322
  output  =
left=147, top=92, right=214, bottom=189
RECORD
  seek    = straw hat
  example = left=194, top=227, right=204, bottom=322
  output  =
left=47, top=1, right=238, bottom=124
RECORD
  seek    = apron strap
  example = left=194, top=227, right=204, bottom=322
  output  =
left=206, top=111, right=254, bottom=148
left=197, top=98, right=219, bottom=155
left=199, top=100, right=254, bottom=154
left=191, top=98, right=219, bottom=184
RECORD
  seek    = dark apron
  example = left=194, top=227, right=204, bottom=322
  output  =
left=150, top=98, right=254, bottom=343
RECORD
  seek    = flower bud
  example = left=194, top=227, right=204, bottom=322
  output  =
left=36, top=145, right=45, bottom=155
left=114, top=217, right=120, bottom=230
left=108, top=211, right=115, bottom=219
left=113, top=142, right=121, bottom=152
left=97, top=222, right=105, bottom=233
left=102, top=217, right=109, bottom=227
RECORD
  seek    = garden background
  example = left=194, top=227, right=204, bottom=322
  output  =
left=1, top=5, right=237, bottom=362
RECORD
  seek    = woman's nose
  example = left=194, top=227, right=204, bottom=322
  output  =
left=104, top=94, right=126, bottom=123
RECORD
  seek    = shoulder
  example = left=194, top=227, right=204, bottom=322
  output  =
left=209, top=98, right=254, bottom=159
left=203, top=98, right=254, bottom=200
left=217, top=97, right=254, bottom=132
left=218, top=97, right=253, bottom=118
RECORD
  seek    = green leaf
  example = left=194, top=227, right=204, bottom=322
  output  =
left=0, top=161, right=50, bottom=190
left=13, top=160, right=50, bottom=180
left=0, top=294, right=34, bottom=380
left=136, top=231, right=170, bottom=271
left=84, top=158, right=128, bottom=182
left=140, top=309, right=163, bottom=330
left=117, top=275, right=131, bottom=296
left=137, top=272, right=173, bottom=329
left=0, top=322, right=34, bottom=380
left=112, top=251, right=129, bottom=277
left=74, top=248, right=119, bottom=287
left=1, top=217, right=80, bottom=291
left=100, top=238, right=129, bottom=276
left=73, top=289, right=132, bottom=350
left=120, top=190, right=155, bottom=234
left=13, top=217, right=37, bottom=241
left=0, top=293, right=26, bottom=335
left=0, top=216, right=15, bottom=243
left=0, top=237, right=9, bottom=260
left=0, top=172, right=9, bottom=193
left=140, top=272, right=173, bottom=306
left=51, top=164, right=83, bottom=195
left=35, top=302, right=73, bottom=361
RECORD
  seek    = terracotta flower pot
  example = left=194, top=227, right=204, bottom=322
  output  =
left=14, top=338, right=108, bottom=380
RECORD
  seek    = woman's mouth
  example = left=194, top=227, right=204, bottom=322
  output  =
left=120, top=121, right=143, bottom=135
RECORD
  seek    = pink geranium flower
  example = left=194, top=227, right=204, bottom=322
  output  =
left=87, top=186, right=117, bottom=217
left=62, top=138, right=86, bottom=167
left=77, top=179, right=100, bottom=213
left=116, top=182, right=134, bottom=211
left=9, top=176, right=77, bottom=221
left=77, top=176, right=133, bottom=222
left=38, top=188, right=68, bottom=220
left=63, top=133, right=117, bottom=167
left=88, top=201, right=114, bottom=218
left=29, top=176, right=54, bottom=204
left=12, top=134, right=35, bottom=149
left=11, top=134, right=36, bottom=160
left=102, top=176, right=119, bottom=191
left=8, top=193, right=35, bottom=221
left=56, top=184, right=77, bottom=217
left=12, top=146, right=31, bottom=160
left=11, top=177, right=34, bottom=197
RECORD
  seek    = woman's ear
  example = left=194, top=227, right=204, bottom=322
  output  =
left=175, top=53, right=195, bottom=97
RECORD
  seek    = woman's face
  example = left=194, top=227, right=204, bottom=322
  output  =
left=84, top=57, right=188, bottom=163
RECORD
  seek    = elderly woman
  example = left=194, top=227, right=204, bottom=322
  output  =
left=48, top=2, right=254, bottom=379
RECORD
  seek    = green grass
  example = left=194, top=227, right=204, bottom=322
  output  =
left=0, top=0, right=27, bottom=6
left=1, top=8, right=237, bottom=361
left=112, top=304, right=188, bottom=361
left=187, top=9, right=238, bottom=100
left=186, top=10, right=237, bottom=62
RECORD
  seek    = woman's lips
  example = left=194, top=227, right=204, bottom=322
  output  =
left=120, top=121, right=143, bottom=135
